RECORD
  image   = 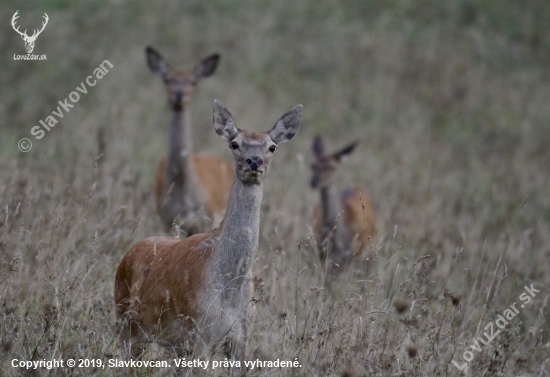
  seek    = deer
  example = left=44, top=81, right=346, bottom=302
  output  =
left=310, top=135, right=376, bottom=276
left=11, top=11, right=49, bottom=54
left=146, top=47, right=234, bottom=235
left=114, top=100, right=302, bottom=365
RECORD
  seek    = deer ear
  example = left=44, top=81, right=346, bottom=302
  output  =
left=333, top=141, right=358, bottom=162
left=268, top=105, right=303, bottom=145
left=146, top=46, right=169, bottom=77
left=312, top=135, right=325, bottom=157
left=194, top=53, right=220, bottom=81
left=213, top=100, right=239, bottom=140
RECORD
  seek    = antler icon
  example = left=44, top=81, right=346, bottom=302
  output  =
left=12, top=11, right=49, bottom=54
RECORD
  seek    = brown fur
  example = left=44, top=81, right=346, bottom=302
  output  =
left=155, top=154, right=234, bottom=220
left=310, top=136, right=377, bottom=274
left=146, top=47, right=234, bottom=231
left=313, top=186, right=376, bottom=256
left=114, top=232, right=218, bottom=344
left=115, top=101, right=303, bottom=361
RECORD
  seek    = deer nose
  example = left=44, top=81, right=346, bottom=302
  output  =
left=174, top=91, right=183, bottom=103
left=310, top=175, right=320, bottom=188
left=245, top=157, right=264, bottom=171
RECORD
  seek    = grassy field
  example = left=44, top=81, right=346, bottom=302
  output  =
left=1, top=0, right=550, bottom=375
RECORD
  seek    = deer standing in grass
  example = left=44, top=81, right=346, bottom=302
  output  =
left=310, top=135, right=376, bottom=276
left=146, top=47, right=234, bottom=234
left=114, top=100, right=302, bottom=364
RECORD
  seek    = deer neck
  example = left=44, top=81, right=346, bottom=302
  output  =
left=166, top=107, right=204, bottom=205
left=212, top=177, right=263, bottom=295
left=320, top=184, right=342, bottom=226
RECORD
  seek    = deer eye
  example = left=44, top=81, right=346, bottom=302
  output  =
left=230, top=141, right=239, bottom=150
left=268, top=145, right=276, bottom=153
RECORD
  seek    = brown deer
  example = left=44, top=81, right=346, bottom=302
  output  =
left=310, top=135, right=376, bottom=276
left=146, top=47, right=234, bottom=234
left=114, top=100, right=302, bottom=363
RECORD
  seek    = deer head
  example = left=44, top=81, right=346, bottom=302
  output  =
left=310, top=135, right=358, bottom=189
left=12, top=11, right=49, bottom=54
left=213, top=100, right=302, bottom=185
left=146, top=47, right=220, bottom=111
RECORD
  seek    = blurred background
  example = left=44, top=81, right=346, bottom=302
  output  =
left=3, top=0, right=550, bottom=164
left=1, top=0, right=550, bottom=375
left=2, top=0, right=549, bottom=257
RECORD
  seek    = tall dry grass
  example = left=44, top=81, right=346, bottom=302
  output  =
left=1, top=0, right=549, bottom=375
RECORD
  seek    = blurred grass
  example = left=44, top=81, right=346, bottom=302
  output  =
left=1, top=0, right=550, bottom=375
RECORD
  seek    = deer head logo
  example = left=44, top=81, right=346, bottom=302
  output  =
left=11, top=11, right=49, bottom=54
